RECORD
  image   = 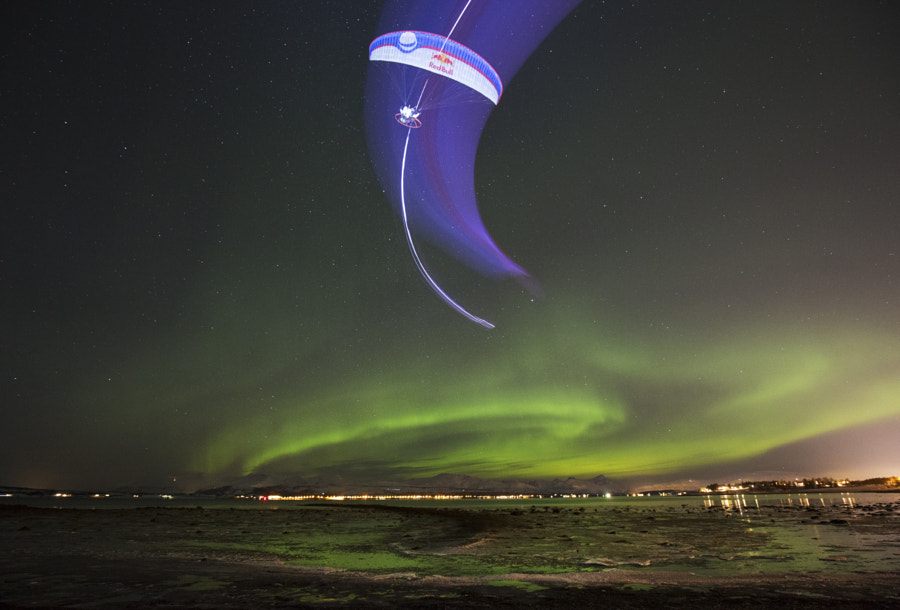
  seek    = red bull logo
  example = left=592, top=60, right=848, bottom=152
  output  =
left=428, top=53, right=454, bottom=76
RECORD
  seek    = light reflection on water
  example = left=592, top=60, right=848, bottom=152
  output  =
left=703, top=491, right=866, bottom=513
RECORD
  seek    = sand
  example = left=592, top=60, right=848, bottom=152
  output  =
left=1, top=497, right=898, bottom=608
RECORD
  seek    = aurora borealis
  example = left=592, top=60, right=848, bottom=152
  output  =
left=3, top=1, right=898, bottom=490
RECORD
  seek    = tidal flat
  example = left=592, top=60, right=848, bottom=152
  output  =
left=1, top=494, right=898, bottom=608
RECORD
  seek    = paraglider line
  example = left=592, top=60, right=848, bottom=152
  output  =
left=441, top=0, right=473, bottom=53
left=399, top=127, right=495, bottom=329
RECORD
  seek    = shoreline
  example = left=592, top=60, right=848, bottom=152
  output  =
left=2, top=498, right=898, bottom=607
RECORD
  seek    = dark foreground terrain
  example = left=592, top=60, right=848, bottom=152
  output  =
left=1, top=497, right=898, bottom=608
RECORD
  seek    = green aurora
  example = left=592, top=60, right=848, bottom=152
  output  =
left=188, top=311, right=898, bottom=480
left=70, top=252, right=896, bottom=485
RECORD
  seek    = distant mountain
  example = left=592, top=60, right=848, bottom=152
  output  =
left=399, top=473, right=617, bottom=495
left=193, top=473, right=620, bottom=497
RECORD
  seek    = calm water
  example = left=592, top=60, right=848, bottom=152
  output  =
left=1, top=491, right=897, bottom=511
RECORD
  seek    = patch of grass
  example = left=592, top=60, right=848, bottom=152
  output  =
left=295, top=551, right=421, bottom=572
left=486, top=579, right=548, bottom=593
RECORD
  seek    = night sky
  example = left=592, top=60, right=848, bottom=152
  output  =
left=3, top=1, right=899, bottom=491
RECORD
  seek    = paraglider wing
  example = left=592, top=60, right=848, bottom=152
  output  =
left=369, top=31, right=502, bottom=105
left=365, top=0, right=580, bottom=325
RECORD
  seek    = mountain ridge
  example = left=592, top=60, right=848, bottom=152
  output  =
left=195, top=473, right=620, bottom=497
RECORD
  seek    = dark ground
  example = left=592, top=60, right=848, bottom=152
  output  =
left=1, top=501, right=898, bottom=608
